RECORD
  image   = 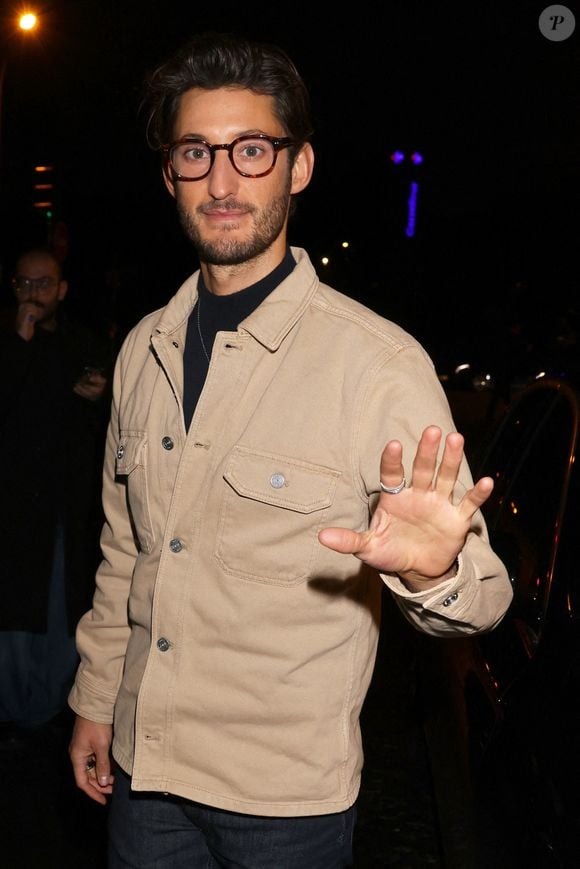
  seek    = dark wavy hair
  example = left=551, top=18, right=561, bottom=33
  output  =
left=142, top=31, right=313, bottom=158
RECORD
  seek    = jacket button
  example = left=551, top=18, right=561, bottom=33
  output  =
left=116, top=444, right=125, bottom=460
left=169, top=538, right=183, bottom=553
left=270, top=473, right=286, bottom=489
left=157, top=637, right=170, bottom=652
left=443, top=592, right=459, bottom=607
left=162, top=436, right=174, bottom=450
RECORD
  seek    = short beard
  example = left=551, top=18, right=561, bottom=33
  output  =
left=177, top=175, right=292, bottom=266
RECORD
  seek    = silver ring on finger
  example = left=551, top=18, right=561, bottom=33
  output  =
left=380, top=477, right=407, bottom=495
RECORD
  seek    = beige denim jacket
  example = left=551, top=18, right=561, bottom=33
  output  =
left=69, top=247, right=512, bottom=816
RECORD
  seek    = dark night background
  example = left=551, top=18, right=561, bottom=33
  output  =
left=1, top=0, right=579, bottom=372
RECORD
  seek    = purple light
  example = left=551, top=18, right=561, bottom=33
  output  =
left=390, top=150, right=405, bottom=165
left=410, top=152, right=423, bottom=165
left=405, top=181, right=419, bottom=238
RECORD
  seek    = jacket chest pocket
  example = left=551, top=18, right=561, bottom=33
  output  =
left=216, top=447, right=340, bottom=586
left=115, top=431, right=155, bottom=554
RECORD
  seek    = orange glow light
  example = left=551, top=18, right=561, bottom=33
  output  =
left=19, top=12, right=38, bottom=31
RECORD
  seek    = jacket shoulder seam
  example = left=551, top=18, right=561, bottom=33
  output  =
left=310, top=296, right=416, bottom=351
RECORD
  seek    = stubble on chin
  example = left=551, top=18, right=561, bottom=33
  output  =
left=176, top=187, right=292, bottom=267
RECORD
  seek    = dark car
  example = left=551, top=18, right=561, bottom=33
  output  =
left=417, top=377, right=580, bottom=868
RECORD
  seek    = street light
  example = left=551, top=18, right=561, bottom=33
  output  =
left=19, top=12, right=38, bottom=32
left=0, top=9, right=40, bottom=175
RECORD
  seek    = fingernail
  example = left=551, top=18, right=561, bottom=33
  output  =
left=98, top=775, right=109, bottom=786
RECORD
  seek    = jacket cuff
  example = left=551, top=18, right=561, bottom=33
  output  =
left=381, top=553, right=478, bottom=617
left=68, top=672, right=117, bottom=725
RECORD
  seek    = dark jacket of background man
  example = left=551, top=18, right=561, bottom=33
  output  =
left=0, top=307, right=109, bottom=633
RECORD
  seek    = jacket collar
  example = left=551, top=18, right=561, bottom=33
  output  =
left=152, top=247, right=319, bottom=352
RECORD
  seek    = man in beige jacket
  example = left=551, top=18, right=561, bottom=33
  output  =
left=68, top=32, right=512, bottom=868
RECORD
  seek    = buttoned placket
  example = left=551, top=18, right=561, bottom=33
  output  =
left=133, top=328, right=253, bottom=769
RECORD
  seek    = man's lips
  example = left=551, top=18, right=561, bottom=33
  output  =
left=199, top=201, right=253, bottom=222
left=201, top=205, right=251, bottom=222
left=204, top=209, right=247, bottom=220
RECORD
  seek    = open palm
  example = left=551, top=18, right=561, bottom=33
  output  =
left=318, top=426, right=493, bottom=582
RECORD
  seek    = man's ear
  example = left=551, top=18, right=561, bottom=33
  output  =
left=58, top=280, right=68, bottom=302
left=290, top=142, right=314, bottom=195
left=163, top=168, right=177, bottom=200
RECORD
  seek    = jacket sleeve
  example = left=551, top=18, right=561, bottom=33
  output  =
left=68, top=350, right=138, bottom=723
left=357, top=342, right=513, bottom=638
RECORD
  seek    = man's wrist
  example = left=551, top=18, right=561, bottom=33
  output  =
left=397, top=557, right=459, bottom=592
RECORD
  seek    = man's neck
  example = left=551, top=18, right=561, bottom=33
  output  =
left=199, top=239, right=288, bottom=296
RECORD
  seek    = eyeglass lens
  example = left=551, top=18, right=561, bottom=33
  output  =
left=14, top=276, right=57, bottom=293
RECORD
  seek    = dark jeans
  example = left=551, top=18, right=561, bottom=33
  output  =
left=109, top=768, right=356, bottom=868
left=0, top=525, right=78, bottom=726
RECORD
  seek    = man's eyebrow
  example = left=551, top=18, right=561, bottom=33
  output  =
left=17, top=274, right=55, bottom=280
left=178, top=129, right=272, bottom=141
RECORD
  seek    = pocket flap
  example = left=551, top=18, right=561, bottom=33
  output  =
left=115, top=431, right=147, bottom=475
left=223, top=447, right=340, bottom=514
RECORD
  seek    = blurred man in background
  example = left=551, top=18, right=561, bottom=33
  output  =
left=0, top=247, right=109, bottom=739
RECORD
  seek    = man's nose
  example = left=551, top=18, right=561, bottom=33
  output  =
left=207, top=150, right=240, bottom=200
left=20, top=283, right=44, bottom=304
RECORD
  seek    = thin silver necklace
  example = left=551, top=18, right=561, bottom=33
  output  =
left=196, top=295, right=211, bottom=364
